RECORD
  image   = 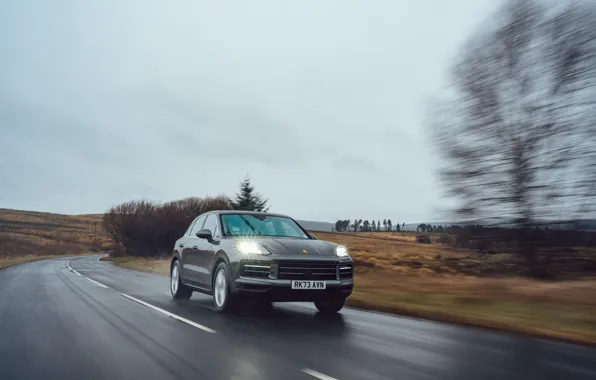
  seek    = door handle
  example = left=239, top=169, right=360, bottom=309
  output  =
left=193, top=246, right=198, bottom=250
left=179, top=244, right=184, bottom=248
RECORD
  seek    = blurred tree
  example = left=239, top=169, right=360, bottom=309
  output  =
left=387, top=219, right=392, bottom=232
left=377, top=220, right=381, bottom=231
left=372, top=220, right=377, bottom=231
left=230, top=176, right=269, bottom=212
left=352, top=219, right=363, bottom=232
left=335, top=220, right=351, bottom=232
left=428, top=0, right=596, bottom=274
left=362, top=220, right=370, bottom=232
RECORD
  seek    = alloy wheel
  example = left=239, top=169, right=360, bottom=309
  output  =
left=214, top=268, right=227, bottom=308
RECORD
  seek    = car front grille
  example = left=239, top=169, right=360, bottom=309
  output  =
left=278, top=261, right=338, bottom=280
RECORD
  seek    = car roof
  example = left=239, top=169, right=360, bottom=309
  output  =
left=208, top=210, right=292, bottom=218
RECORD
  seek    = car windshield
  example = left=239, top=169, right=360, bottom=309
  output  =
left=220, top=214, right=309, bottom=239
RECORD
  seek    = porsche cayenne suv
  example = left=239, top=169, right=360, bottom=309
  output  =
left=169, top=210, right=354, bottom=314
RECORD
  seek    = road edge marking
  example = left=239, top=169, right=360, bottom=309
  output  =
left=302, top=369, right=338, bottom=380
left=85, top=277, right=109, bottom=288
left=120, top=293, right=216, bottom=334
left=66, top=259, right=82, bottom=276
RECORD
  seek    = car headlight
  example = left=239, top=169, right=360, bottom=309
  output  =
left=237, top=240, right=270, bottom=255
left=336, top=245, right=350, bottom=257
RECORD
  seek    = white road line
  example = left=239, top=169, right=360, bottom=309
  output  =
left=65, top=259, right=82, bottom=276
left=302, top=369, right=338, bottom=380
left=85, top=277, right=109, bottom=289
left=120, top=293, right=216, bottom=334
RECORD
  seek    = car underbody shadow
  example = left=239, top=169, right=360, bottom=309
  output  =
left=163, top=294, right=349, bottom=339
left=228, top=300, right=349, bottom=337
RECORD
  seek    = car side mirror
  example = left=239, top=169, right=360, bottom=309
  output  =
left=309, top=233, right=318, bottom=240
left=196, top=229, right=212, bottom=240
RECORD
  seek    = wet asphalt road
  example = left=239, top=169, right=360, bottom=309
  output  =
left=0, top=256, right=595, bottom=380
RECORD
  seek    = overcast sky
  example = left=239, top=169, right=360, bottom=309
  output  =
left=0, top=0, right=501, bottom=223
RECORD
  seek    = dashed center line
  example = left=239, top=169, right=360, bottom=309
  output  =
left=120, top=293, right=216, bottom=334
left=85, top=277, right=109, bottom=288
left=67, top=257, right=340, bottom=380
left=302, top=369, right=338, bottom=380
left=66, top=259, right=82, bottom=276
left=67, top=258, right=215, bottom=334
left=67, top=259, right=108, bottom=288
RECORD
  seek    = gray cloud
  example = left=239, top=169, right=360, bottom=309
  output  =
left=0, top=0, right=500, bottom=222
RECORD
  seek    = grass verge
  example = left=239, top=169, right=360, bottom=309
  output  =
left=350, top=272, right=596, bottom=346
left=0, top=255, right=76, bottom=270
left=0, top=255, right=57, bottom=269
left=101, top=256, right=170, bottom=276
left=102, top=255, right=596, bottom=345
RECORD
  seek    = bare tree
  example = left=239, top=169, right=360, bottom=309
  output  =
left=429, top=0, right=596, bottom=273
left=103, top=195, right=231, bottom=257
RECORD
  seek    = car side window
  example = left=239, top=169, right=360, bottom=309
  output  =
left=202, top=214, right=217, bottom=235
left=185, top=218, right=198, bottom=236
left=190, top=215, right=207, bottom=236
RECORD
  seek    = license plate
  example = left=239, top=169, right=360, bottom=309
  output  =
left=291, top=280, right=326, bottom=290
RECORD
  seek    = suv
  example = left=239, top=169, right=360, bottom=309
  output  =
left=169, top=210, right=354, bottom=314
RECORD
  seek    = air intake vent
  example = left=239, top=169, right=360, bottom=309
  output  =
left=241, top=264, right=271, bottom=278
left=278, top=261, right=337, bottom=280
left=338, top=264, right=353, bottom=279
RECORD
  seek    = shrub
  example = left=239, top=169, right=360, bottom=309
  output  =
left=102, top=195, right=232, bottom=258
left=437, top=234, right=454, bottom=245
left=416, top=234, right=432, bottom=244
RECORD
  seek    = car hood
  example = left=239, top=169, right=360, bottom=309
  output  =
left=257, top=238, right=338, bottom=257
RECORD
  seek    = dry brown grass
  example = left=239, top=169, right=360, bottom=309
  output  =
left=316, top=231, right=596, bottom=278
left=0, top=208, right=112, bottom=265
left=318, top=231, right=596, bottom=344
left=0, top=255, right=57, bottom=269
left=350, top=272, right=596, bottom=345
left=0, top=252, right=98, bottom=270
left=315, top=231, right=470, bottom=273
left=101, top=256, right=170, bottom=275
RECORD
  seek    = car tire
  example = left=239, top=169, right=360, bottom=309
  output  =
left=212, top=261, right=237, bottom=313
left=314, top=298, right=345, bottom=314
left=170, top=260, right=193, bottom=300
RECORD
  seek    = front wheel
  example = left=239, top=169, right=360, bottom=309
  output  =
left=170, top=260, right=193, bottom=300
left=212, top=262, right=237, bottom=313
left=314, top=298, right=345, bottom=315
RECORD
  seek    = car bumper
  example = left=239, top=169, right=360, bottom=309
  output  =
left=231, top=277, right=354, bottom=302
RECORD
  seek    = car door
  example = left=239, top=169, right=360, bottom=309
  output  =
left=182, top=214, right=207, bottom=285
left=178, top=216, right=198, bottom=281
left=194, top=213, right=218, bottom=288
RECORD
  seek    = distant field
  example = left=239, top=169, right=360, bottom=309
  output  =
left=0, top=208, right=112, bottom=268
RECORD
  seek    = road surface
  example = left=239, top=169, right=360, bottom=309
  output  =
left=0, top=255, right=595, bottom=380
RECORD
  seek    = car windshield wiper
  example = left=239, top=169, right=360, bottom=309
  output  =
left=238, top=216, right=262, bottom=235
